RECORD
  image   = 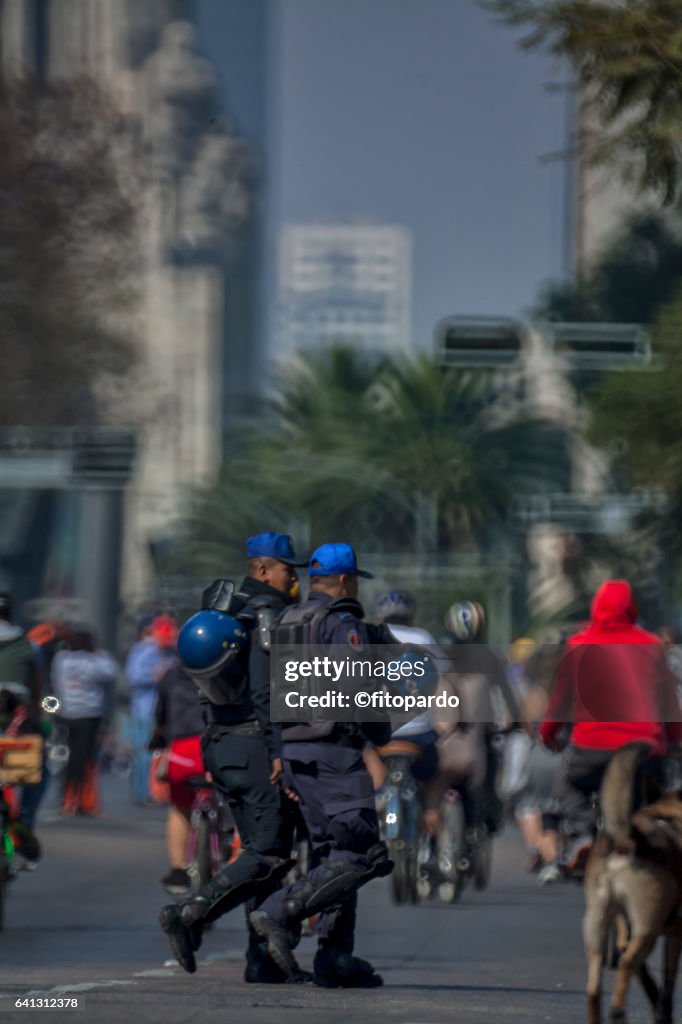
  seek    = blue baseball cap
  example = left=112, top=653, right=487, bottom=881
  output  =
left=308, top=543, right=373, bottom=579
left=246, top=532, right=307, bottom=566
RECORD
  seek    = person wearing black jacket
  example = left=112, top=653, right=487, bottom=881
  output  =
left=151, top=664, right=206, bottom=894
left=159, top=532, right=306, bottom=982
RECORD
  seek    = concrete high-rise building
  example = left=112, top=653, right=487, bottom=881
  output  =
left=278, top=223, right=413, bottom=356
left=0, top=0, right=257, bottom=611
left=196, top=0, right=272, bottom=417
left=566, top=79, right=657, bottom=277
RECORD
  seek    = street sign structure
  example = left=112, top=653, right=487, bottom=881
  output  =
left=0, top=428, right=136, bottom=651
left=434, top=317, right=653, bottom=371
left=544, top=323, right=652, bottom=370
left=0, top=428, right=135, bottom=489
left=434, top=316, right=525, bottom=367
left=511, top=491, right=668, bottom=534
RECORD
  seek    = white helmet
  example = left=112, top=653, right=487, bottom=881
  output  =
left=445, top=600, right=485, bottom=641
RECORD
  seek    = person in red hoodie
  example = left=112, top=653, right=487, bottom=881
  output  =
left=537, top=579, right=682, bottom=885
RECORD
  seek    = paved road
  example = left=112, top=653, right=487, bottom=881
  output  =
left=0, top=777, right=658, bottom=1024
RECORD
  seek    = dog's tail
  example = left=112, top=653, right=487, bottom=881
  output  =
left=600, top=741, right=652, bottom=853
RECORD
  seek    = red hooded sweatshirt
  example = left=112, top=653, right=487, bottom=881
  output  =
left=540, top=580, right=682, bottom=754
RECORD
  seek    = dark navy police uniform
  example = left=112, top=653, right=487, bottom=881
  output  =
left=159, top=533, right=306, bottom=982
left=251, top=545, right=392, bottom=988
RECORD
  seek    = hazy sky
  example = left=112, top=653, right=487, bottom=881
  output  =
left=199, top=0, right=572, bottom=351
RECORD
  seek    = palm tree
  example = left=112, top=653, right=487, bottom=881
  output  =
left=484, top=0, right=682, bottom=203
left=175, top=345, right=570, bottom=571
left=372, top=356, right=571, bottom=551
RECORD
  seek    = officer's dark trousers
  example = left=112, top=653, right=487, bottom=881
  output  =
left=202, top=732, right=293, bottom=942
left=259, top=743, right=380, bottom=957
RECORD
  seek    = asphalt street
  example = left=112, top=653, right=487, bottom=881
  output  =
left=0, top=776, right=660, bottom=1024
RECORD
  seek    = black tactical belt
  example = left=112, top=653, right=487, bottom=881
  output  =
left=208, top=720, right=262, bottom=739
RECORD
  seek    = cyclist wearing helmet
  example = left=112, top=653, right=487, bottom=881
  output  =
left=368, top=590, right=441, bottom=790
left=441, top=600, right=520, bottom=837
left=444, top=600, right=486, bottom=644
left=375, top=589, right=417, bottom=628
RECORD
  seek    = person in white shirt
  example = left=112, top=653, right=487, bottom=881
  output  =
left=52, top=626, right=117, bottom=816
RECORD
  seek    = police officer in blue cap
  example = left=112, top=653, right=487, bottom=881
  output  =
left=250, top=543, right=392, bottom=988
left=159, top=532, right=308, bottom=983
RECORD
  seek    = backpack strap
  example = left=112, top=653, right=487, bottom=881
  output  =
left=327, top=596, right=365, bottom=619
left=247, top=594, right=280, bottom=652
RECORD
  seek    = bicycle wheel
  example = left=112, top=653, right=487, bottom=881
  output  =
left=389, top=799, right=420, bottom=904
left=0, top=864, right=6, bottom=931
left=389, top=842, right=411, bottom=904
left=0, top=806, right=10, bottom=932
left=437, top=795, right=466, bottom=904
left=45, top=723, right=69, bottom=779
left=472, top=832, right=493, bottom=891
left=196, top=814, right=213, bottom=890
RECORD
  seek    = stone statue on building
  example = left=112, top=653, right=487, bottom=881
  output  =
left=142, top=20, right=219, bottom=179
left=178, top=132, right=254, bottom=259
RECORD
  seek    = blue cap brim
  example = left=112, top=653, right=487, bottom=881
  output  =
left=279, top=556, right=309, bottom=567
left=308, top=567, right=374, bottom=578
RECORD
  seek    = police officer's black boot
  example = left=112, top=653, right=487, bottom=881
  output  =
left=158, top=905, right=203, bottom=974
left=250, top=842, right=392, bottom=984
left=247, top=912, right=310, bottom=983
left=314, top=952, right=383, bottom=988
left=160, top=855, right=293, bottom=974
left=312, top=894, right=383, bottom=988
left=244, top=930, right=290, bottom=984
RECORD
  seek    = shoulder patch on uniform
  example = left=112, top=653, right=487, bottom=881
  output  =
left=347, top=630, right=364, bottom=652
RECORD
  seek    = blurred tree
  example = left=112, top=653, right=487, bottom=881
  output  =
left=533, top=212, right=682, bottom=324
left=175, top=346, right=567, bottom=569
left=484, top=0, right=682, bottom=203
left=586, top=287, right=682, bottom=596
left=0, top=75, right=141, bottom=426
left=589, top=288, right=682, bottom=500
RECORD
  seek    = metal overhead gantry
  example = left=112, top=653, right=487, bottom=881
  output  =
left=434, top=315, right=652, bottom=370
left=0, top=428, right=136, bottom=650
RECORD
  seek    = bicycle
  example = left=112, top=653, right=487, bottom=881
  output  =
left=377, top=739, right=423, bottom=905
left=45, top=719, right=70, bottom=779
left=184, top=776, right=236, bottom=892
left=0, top=734, right=43, bottom=931
left=0, top=787, right=15, bottom=931
left=417, top=782, right=494, bottom=904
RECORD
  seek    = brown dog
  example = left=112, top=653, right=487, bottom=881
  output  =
left=583, top=743, right=682, bottom=1024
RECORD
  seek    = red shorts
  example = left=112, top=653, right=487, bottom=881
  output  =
left=167, top=735, right=204, bottom=811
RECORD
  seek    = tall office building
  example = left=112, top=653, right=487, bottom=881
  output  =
left=196, top=0, right=272, bottom=415
left=278, top=223, right=413, bottom=356
left=568, top=80, right=657, bottom=276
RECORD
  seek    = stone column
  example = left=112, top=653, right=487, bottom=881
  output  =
left=74, top=487, right=124, bottom=651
